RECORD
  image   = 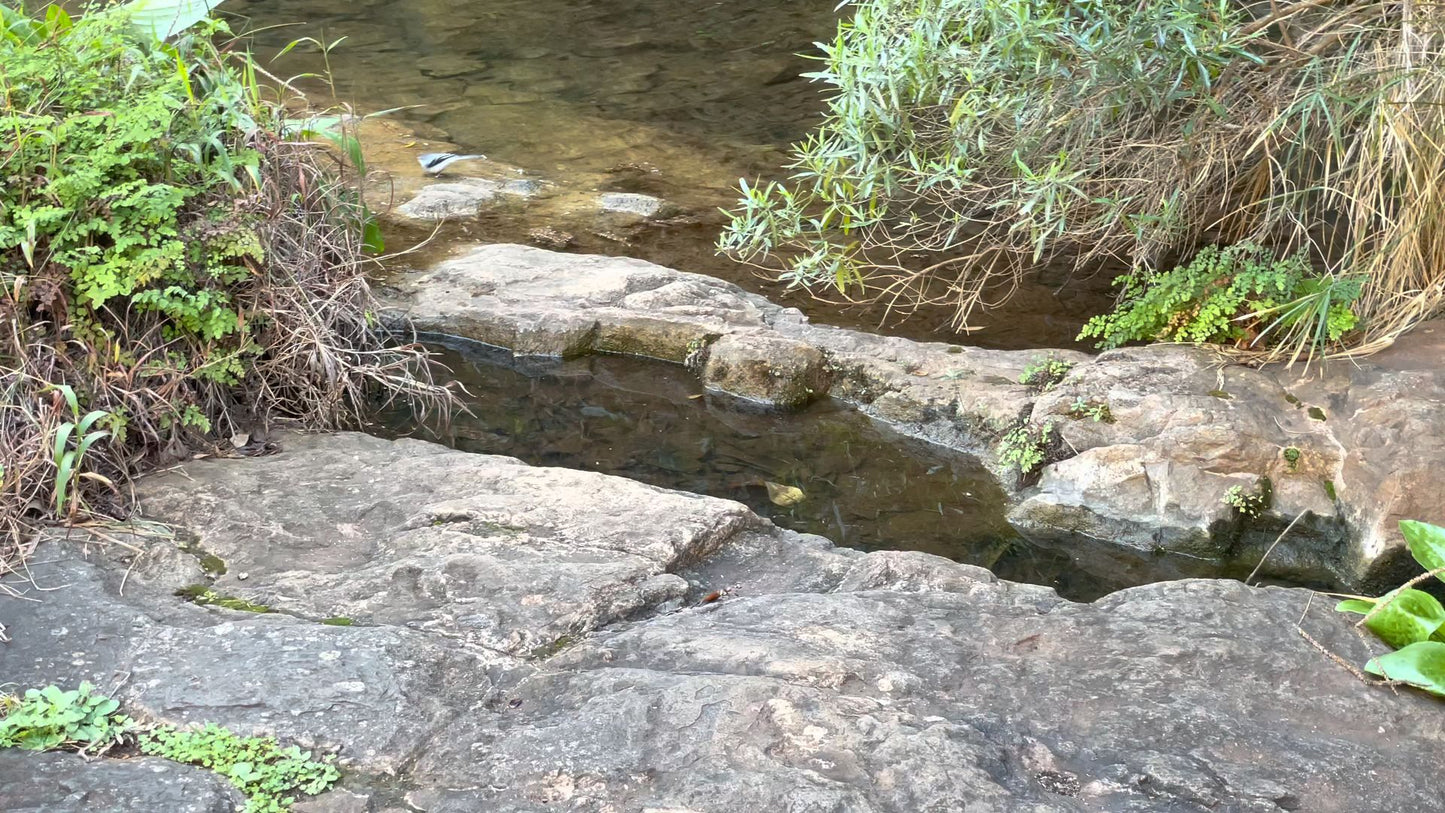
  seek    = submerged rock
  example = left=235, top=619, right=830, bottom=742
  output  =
left=383, top=244, right=1445, bottom=591
left=1, top=432, right=1440, bottom=811
left=394, top=178, right=536, bottom=221
left=597, top=191, right=667, bottom=217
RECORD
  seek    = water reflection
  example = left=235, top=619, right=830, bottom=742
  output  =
left=375, top=340, right=1136, bottom=600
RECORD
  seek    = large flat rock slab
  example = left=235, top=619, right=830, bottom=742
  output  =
left=3, top=432, right=1443, bottom=811
left=385, top=243, right=1061, bottom=454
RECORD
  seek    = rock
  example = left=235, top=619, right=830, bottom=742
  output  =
left=384, top=243, right=1056, bottom=450
left=1012, top=345, right=1346, bottom=587
left=1286, top=329, right=1445, bottom=586
left=526, top=226, right=573, bottom=249
left=128, top=433, right=759, bottom=657
left=292, top=788, right=371, bottom=813
left=1, top=527, right=511, bottom=774
left=598, top=191, right=667, bottom=218
left=0, top=751, right=244, bottom=812
left=394, top=178, right=535, bottom=221
left=3, top=432, right=1443, bottom=811
left=701, top=333, right=830, bottom=408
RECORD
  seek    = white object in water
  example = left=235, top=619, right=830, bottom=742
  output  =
left=417, top=152, right=487, bottom=175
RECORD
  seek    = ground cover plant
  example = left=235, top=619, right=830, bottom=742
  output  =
left=0, top=682, right=339, bottom=812
left=720, top=0, right=1445, bottom=362
left=0, top=1, right=447, bottom=575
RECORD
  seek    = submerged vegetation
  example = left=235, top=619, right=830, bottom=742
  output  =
left=721, top=0, right=1445, bottom=361
left=0, top=1, right=446, bottom=569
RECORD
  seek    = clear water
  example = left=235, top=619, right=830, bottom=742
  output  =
left=377, top=341, right=1141, bottom=601
left=230, top=0, right=1118, bottom=350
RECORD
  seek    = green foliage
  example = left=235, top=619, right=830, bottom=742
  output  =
left=43, top=384, right=112, bottom=517
left=139, top=723, right=340, bottom=813
left=0, top=683, right=131, bottom=753
left=1282, top=446, right=1301, bottom=470
left=1078, top=243, right=1363, bottom=354
left=721, top=0, right=1443, bottom=359
left=1018, top=356, right=1073, bottom=391
left=1337, top=520, right=1445, bottom=697
left=1067, top=398, right=1113, bottom=424
left=0, top=2, right=443, bottom=550
left=176, top=584, right=274, bottom=613
left=719, top=0, right=1259, bottom=317
left=1, top=4, right=267, bottom=383
left=1222, top=480, right=1270, bottom=517
left=997, top=421, right=1053, bottom=476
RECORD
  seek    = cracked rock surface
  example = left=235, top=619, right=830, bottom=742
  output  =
left=2, top=432, right=1440, bottom=811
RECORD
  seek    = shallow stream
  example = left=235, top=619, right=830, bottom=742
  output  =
left=233, top=0, right=1118, bottom=350
left=378, top=341, right=1140, bottom=601
left=238, top=0, right=1175, bottom=600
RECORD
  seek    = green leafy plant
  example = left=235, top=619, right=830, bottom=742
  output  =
left=1019, top=357, right=1073, bottom=392
left=1078, top=243, right=1363, bottom=357
left=1282, top=446, right=1301, bottom=470
left=44, top=385, right=112, bottom=518
left=1336, top=520, right=1445, bottom=697
left=1067, top=397, right=1113, bottom=424
left=997, top=421, right=1054, bottom=477
left=0, top=683, right=131, bottom=753
left=721, top=0, right=1444, bottom=359
left=139, top=723, right=340, bottom=812
left=1222, top=480, right=1271, bottom=517
left=0, top=1, right=448, bottom=561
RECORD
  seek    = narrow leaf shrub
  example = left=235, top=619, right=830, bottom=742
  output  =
left=721, top=0, right=1445, bottom=359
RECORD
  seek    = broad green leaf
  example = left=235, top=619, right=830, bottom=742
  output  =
left=1365, top=641, right=1445, bottom=697
left=117, top=0, right=225, bottom=41
left=1358, top=588, right=1445, bottom=649
left=1335, top=598, right=1375, bottom=615
left=1401, top=520, right=1445, bottom=581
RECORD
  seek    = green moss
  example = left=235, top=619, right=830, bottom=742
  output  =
left=1282, top=446, right=1301, bottom=469
left=196, top=553, right=227, bottom=576
left=1284, top=393, right=1302, bottom=406
left=320, top=617, right=354, bottom=626
left=176, top=585, right=272, bottom=614
left=1323, top=479, right=1338, bottom=501
left=528, top=633, right=578, bottom=659
left=1208, top=389, right=1232, bottom=399
left=1308, top=406, right=1327, bottom=421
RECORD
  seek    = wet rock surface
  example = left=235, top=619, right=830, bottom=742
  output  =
left=393, top=177, right=538, bottom=221
left=2, top=432, right=1442, bottom=812
left=383, top=245, right=1445, bottom=591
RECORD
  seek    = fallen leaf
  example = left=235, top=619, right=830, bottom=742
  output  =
left=764, top=481, right=805, bottom=507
